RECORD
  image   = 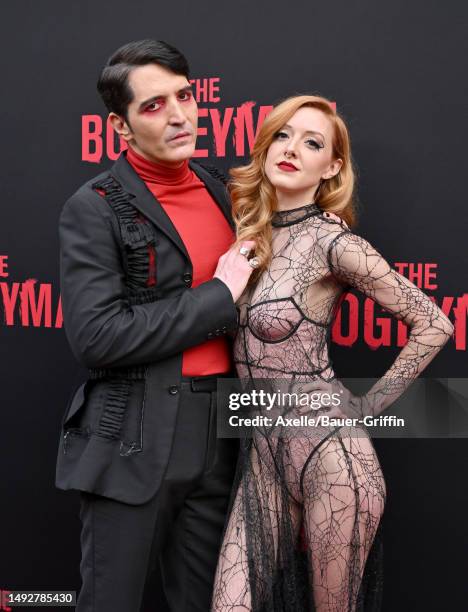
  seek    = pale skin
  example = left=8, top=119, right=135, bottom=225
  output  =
left=215, top=106, right=347, bottom=304
left=211, top=105, right=453, bottom=612
left=211, top=106, right=378, bottom=609
left=264, top=106, right=352, bottom=418
left=264, top=105, right=343, bottom=211
left=107, top=62, right=254, bottom=302
left=261, top=106, right=453, bottom=420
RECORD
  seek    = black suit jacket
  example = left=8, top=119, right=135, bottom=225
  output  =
left=55, top=153, right=238, bottom=505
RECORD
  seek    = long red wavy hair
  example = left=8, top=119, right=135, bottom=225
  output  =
left=229, top=94, right=357, bottom=282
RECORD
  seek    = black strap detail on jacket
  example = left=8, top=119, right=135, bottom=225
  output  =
left=96, top=378, right=132, bottom=440
left=92, top=176, right=159, bottom=295
left=89, top=365, right=147, bottom=380
left=89, top=176, right=155, bottom=383
left=193, top=162, right=229, bottom=186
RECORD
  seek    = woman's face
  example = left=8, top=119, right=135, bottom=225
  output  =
left=264, top=106, right=342, bottom=203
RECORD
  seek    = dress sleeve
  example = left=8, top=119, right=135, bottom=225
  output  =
left=326, top=229, right=454, bottom=416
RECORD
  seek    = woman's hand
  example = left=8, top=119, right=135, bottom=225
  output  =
left=289, top=378, right=367, bottom=420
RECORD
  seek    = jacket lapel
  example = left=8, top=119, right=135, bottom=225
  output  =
left=111, top=154, right=189, bottom=259
left=189, top=161, right=235, bottom=231
left=110, top=154, right=234, bottom=260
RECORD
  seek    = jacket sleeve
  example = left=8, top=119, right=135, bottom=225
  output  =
left=59, top=190, right=238, bottom=369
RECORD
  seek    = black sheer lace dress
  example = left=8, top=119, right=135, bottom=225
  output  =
left=211, top=203, right=453, bottom=612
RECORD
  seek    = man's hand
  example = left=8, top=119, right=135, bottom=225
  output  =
left=214, top=240, right=257, bottom=303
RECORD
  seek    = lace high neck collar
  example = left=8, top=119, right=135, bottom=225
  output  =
left=271, top=202, right=322, bottom=227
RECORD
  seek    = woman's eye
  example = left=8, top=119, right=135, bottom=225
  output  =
left=275, top=131, right=288, bottom=139
left=306, top=139, right=323, bottom=151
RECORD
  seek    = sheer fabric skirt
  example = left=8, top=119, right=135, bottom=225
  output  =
left=212, top=424, right=386, bottom=612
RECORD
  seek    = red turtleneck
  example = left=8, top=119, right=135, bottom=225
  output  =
left=126, top=145, right=234, bottom=376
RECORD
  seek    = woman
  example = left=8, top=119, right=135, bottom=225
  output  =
left=211, top=94, right=454, bottom=612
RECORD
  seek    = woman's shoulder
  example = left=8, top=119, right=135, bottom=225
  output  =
left=311, top=213, right=386, bottom=273
left=311, top=210, right=353, bottom=249
left=318, top=209, right=350, bottom=230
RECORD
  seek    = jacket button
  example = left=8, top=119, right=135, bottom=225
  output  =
left=207, top=332, right=214, bottom=339
left=183, top=272, right=192, bottom=285
left=215, top=329, right=222, bottom=336
left=168, top=385, right=179, bottom=395
left=222, top=326, right=227, bottom=332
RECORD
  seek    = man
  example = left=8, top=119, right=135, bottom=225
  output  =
left=55, top=39, right=256, bottom=611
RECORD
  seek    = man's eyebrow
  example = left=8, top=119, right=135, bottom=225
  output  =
left=137, top=85, right=193, bottom=111
left=283, top=123, right=325, bottom=140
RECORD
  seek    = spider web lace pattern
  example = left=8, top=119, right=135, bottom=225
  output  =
left=212, top=205, right=451, bottom=611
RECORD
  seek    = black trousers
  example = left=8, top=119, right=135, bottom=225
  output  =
left=76, top=374, right=238, bottom=612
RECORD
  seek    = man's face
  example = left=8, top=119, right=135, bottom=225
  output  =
left=110, top=63, right=198, bottom=166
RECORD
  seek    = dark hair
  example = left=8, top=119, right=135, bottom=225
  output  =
left=97, top=39, right=190, bottom=121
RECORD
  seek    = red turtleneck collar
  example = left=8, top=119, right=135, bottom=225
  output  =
left=126, top=145, right=192, bottom=186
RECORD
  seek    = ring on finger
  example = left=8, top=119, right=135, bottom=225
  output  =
left=248, top=257, right=260, bottom=269
left=239, top=246, right=250, bottom=257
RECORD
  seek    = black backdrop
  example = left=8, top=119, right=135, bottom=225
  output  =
left=1, top=1, right=467, bottom=610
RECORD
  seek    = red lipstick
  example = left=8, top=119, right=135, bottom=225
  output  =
left=277, top=161, right=298, bottom=172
